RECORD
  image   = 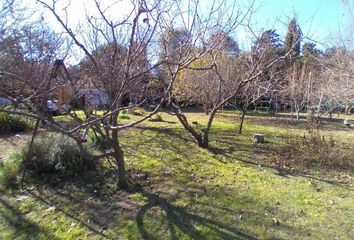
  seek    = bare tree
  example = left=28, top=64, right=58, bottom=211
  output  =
left=1, top=0, right=173, bottom=188
left=1, top=0, right=261, bottom=187
left=313, top=47, right=354, bottom=119
left=167, top=16, right=300, bottom=148
left=173, top=49, right=239, bottom=115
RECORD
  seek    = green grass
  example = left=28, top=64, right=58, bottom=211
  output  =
left=0, top=111, right=353, bottom=239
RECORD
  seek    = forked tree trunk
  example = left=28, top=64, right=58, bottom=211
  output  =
left=345, top=102, right=352, bottom=115
left=172, top=101, right=217, bottom=149
left=174, top=108, right=205, bottom=147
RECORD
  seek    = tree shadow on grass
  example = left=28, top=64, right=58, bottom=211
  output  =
left=24, top=169, right=141, bottom=240
left=135, top=190, right=257, bottom=240
left=28, top=190, right=117, bottom=239
left=0, top=196, right=57, bottom=239
left=134, top=187, right=308, bottom=240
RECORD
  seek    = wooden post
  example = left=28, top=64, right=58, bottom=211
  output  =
left=253, top=134, right=264, bottom=144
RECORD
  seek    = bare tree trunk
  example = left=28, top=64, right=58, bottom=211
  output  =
left=172, top=101, right=218, bottom=149
left=294, top=101, right=300, bottom=120
left=174, top=108, right=204, bottom=147
left=111, top=112, right=128, bottom=189
left=239, top=108, right=247, bottom=134
left=113, top=143, right=128, bottom=189
left=201, top=108, right=218, bottom=148
left=203, top=104, right=209, bottom=115
left=345, top=102, right=352, bottom=115
left=20, top=119, right=40, bottom=187
left=296, top=109, right=300, bottom=120
left=171, top=101, right=208, bottom=148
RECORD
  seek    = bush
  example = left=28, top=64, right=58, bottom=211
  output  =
left=0, top=112, right=29, bottom=134
left=0, top=134, right=98, bottom=190
left=0, top=150, right=22, bottom=190
left=21, top=134, right=97, bottom=176
left=270, top=127, right=353, bottom=171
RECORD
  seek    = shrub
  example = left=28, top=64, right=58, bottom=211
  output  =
left=0, top=112, right=29, bottom=134
left=0, top=134, right=98, bottom=189
left=21, top=134, right=97, bottom=176
left=270, top=127, right=353, bottom=171
left=0, top=150, right=23, bottom=190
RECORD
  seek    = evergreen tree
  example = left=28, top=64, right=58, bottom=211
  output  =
left=283, top=18, right=302, bottom=58
left=252, top=29, right=282, bottom=53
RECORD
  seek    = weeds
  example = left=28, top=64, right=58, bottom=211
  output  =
left=270, top=124, right=353, bottom=171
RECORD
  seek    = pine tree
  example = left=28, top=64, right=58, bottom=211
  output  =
left=283, top=18, right=302, bottom=58
left=252, top=29, right=282, bottom=53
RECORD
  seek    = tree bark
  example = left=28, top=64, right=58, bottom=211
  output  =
left=113, top=143, right=128, bottom=189
left=172, top=101, right=208, bottom=148
left=174, top=109, right=205, bottom=147
left=203, top=104, right=209, bottom=115
left=239, top=109, right=246, bottom=134
left=201, top=107, right=218, bottom=148
left=20, top=119, right=40, bottom=187
left=111, top=112, right=128, bottom=189
left=171, top=100, right=219, bottom=149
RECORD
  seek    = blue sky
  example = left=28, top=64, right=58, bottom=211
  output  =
left=249, top=0, right=348, bottom=47
left=33, top=0, right=349, bottom=51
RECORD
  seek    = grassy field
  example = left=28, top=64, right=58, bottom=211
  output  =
left=0, top=110, right=353, bottom=239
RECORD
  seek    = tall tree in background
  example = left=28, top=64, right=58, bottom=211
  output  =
left=282, top=18, right=305, bottom=117
left=283, top=18, right=302, bottom=59
left=0, top=23, right=64, bottom=110
left=250, top=29, right=284, bottom=111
